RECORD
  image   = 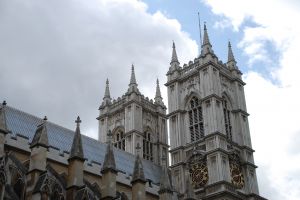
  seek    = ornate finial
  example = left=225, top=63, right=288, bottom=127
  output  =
left=2, top=101, right=7, bottom=106
left=75, top=116, right=81, bottom=127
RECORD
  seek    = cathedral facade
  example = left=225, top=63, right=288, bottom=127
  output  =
left=0, top=24, right=266, bottom=200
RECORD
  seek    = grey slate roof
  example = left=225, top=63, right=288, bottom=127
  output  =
left=4, top=106, right=162, bottom=184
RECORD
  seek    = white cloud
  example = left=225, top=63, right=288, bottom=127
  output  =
left=0, top=0, right=197, bottom=138
left=203, top=0, right=300, bottom=199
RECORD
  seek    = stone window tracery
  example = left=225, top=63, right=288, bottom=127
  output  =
left=10, top=165, right=25, bottom=199
left=222, top=97, right=232, bottom=141
left=113, top=129, right=125, bottom=150
left=188, top=97, right=204, bottom=142
left=40, top=174, right=65, bottom=200
left=143, top=131, right=153, bottom=161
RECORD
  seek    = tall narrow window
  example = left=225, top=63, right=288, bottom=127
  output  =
left=222, top=98, right=232, bottom=141
left=113, top=130, right=125, bottom=150
left=188, top=97, right=204, bottom=142
left=143, top=131, right=153, bottom=161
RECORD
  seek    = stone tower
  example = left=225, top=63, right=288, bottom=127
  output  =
left=97, top=65, right=169, bottom=166
left=166, top=24, right=264, bottom=199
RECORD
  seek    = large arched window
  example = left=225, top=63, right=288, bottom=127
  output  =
left=113, top=129, right=125, bottom=150
left=222, top=97, right=232, bottom=141
left=188, top=97, right=204, bottom=142
left=143, top=131, right=153, bottom=161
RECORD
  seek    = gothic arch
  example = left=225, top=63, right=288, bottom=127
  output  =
left=182, top=91, right=202, bottom=110
left=112, top=126, right=125, bottom=134
left=221, top=91, right=235, bottom=109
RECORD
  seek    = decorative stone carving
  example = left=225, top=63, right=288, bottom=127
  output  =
left=229, top=152, right=245, bottom=189
left=187, top=148, right=208, bottom=189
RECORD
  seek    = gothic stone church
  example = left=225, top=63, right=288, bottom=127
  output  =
left=0, top=25, right=266, bottom=200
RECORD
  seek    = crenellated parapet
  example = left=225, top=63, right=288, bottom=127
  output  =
left=97, top=64, right=169, bottom=167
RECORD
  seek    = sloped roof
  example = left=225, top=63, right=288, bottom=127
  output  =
left=4, top=106, right=162, bottom=184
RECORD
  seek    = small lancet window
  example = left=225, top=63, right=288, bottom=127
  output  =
left=222, top=97, right=232, bottom=141
left=143, top=131, right=153, bottom=161
left=113, top=130, right=125, bottom=150
left=188, top=97, right=204, bottom=142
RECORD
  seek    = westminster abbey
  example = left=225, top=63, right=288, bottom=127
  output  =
left=0, top=24, right=266, bottom=199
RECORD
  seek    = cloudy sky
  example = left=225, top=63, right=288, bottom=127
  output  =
left=0, top=0, right=299, bottom=199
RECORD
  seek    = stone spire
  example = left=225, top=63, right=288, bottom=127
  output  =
left=203, top=23, right=210, bottom=46
left=131, top=143, right=146, bottom=184
left=170, top=41, right=179, bottom=65
left=30, top=116, right=49, bottom=149
left=131, top=143, right=146, bottom=200
left=127, top=64, right=140, bottom=95
left=155, top=79, right=162, bottom=98
left=100, top=78, right=112, bottom=109
left=100, top=131, right=117, bottom=199
left=227, top=41, right=238, bottom=70
left=104, top=78, right=111, bottom=99
left=228, top=41, right=235, bottom=62
left=0, top=101, right=8, bottom=131
left=169, top=41, right=180, bottom=73
left=101, top=130, right=117, bottom=173
left=201, top=23, right=214, bottom=56
left=69, top=116, right=84, bottom=161
left=130, top=64, right=137, bottom=86
left=67, top=116, right=85, bottom=191
left=158, top=154, right=173, bottom=196
left=155, top=79, right=164, bottom=106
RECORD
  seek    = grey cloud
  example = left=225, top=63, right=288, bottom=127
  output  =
left=0, top=0, right=197, bottom=138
